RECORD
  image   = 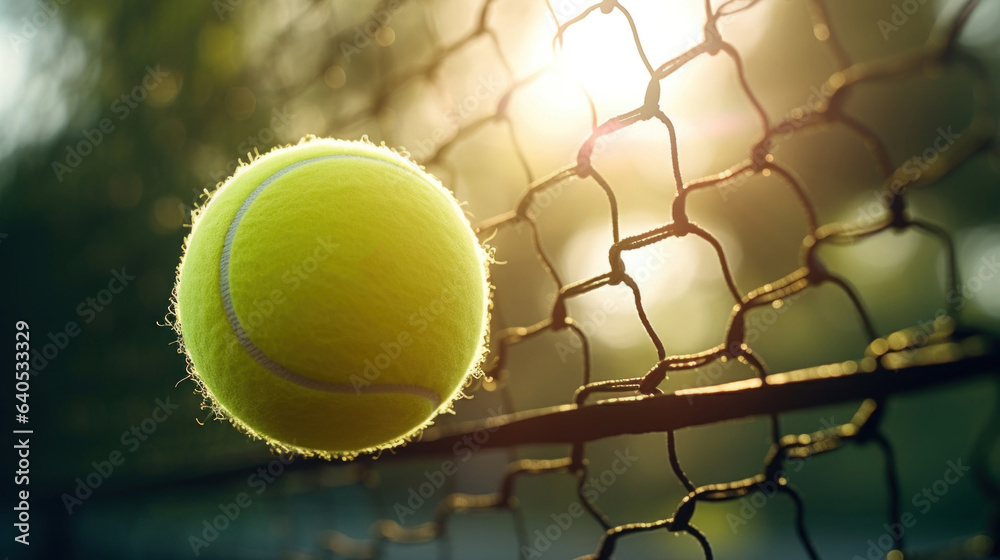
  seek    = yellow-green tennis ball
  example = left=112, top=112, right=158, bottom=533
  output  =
left=173, top=137, right=490, bottom=458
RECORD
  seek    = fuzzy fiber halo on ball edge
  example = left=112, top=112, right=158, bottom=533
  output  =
left=171, top=136, right=492, bottom=459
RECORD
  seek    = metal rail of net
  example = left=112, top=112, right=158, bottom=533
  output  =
left=253, top=0, right=1000, bottom=558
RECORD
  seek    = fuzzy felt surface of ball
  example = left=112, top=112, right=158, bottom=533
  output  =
left=173, top=137, right=490, bottom=458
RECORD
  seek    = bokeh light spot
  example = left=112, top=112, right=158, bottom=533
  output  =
left=152, top=195, right=185, bottom=233
left=324, top=65, right=347, bottom=89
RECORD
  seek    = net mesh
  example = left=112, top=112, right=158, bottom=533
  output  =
left=250, top=0, right=1000, bottom=558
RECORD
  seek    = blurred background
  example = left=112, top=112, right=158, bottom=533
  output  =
left=2, top=0, right=1000, bottom=558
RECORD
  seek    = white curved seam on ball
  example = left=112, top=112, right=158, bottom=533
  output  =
left=219, top=154, right=443, bottom=408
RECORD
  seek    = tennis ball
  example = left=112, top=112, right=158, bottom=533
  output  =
left=172, top=137, right=491, bottom=458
